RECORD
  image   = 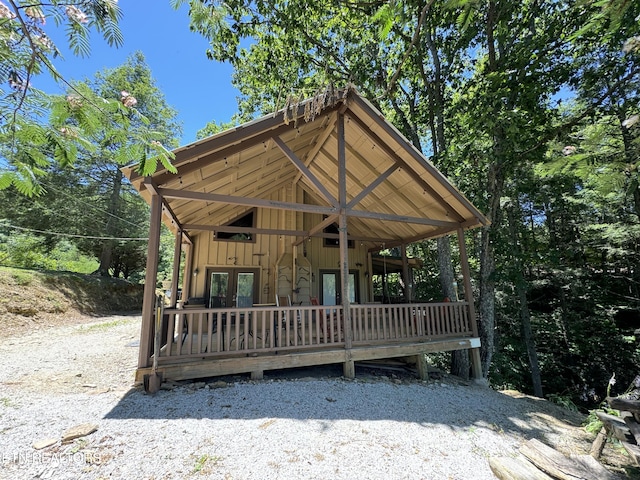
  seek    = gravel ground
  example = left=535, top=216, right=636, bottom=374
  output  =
left=0, top=314, right=595, bottom=479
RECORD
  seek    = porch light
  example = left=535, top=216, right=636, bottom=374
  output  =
left=193, top=268, right=199, bottom=277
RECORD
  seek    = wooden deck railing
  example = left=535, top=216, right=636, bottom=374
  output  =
left=350, top=302, right=472, bottom=344
left=155, top=302, right=472, bottom=363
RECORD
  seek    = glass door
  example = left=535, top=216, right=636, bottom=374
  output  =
left=209, top=272, right=229, bottom=308
left=206, top=268, right=259, bottom=308
left=320, top=270, right=358, bottom=305
left=235, top=272, right=255, bottom=307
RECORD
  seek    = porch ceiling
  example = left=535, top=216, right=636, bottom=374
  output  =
left=123, top=87, right=488, bottom=249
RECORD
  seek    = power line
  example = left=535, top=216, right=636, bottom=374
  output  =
left=39, top=181, right=145, bottom=230
left=4, top=224, right=148, bottom=241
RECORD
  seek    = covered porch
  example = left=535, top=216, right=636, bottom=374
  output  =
left=124, top=86, right=488, bottom=384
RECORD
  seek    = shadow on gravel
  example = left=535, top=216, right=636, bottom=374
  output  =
left=104, top=364, right=587, bottom=448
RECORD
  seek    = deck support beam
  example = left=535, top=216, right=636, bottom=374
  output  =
left=139, top=193, right=163, bottom=369
left=415, top=354, right=429, bottom=381
left=457, top=227, right=483, bottom=381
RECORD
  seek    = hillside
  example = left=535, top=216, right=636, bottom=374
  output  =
left=0, top=266, right=143, bottom=337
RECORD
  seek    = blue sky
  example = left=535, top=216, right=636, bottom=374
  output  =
left=39, top=0, right=240, bottom=144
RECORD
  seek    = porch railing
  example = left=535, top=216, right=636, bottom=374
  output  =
left=155, top=302, right=473, bottom=363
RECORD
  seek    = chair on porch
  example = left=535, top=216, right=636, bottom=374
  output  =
left=311, top=297, right=342, bottom=343
left=276, top=294, right=301, bottom=344
left=231, top=295, right=257, bottom=349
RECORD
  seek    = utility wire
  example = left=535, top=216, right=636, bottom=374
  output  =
left=39, top=181, right=144, bottom=230
left=4, top=224, right=148, bottom=241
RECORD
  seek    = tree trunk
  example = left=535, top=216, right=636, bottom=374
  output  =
left=478, top=225, right=496, bottom=376
left=616, top=108, right=640, bottom=220
left=507, top=201, right=543, bottom=398
left=437, top=235, right=470, bottom=379
left=97, top=169, right=123, bottom=276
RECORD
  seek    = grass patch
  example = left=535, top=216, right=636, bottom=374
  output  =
left=10, top=270, right=34, bottom=286
left=80, top=317, right=133, bottom=333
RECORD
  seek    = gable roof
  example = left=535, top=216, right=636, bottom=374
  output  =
left=123, top=87, right=488, bottom=249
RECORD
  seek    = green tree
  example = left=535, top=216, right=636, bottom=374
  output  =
left=0, top=53, right=182, bottom=279
left=0, top=1, right=176, bottom=196
left=56, top=52, right=181, bottom=276
left=78, top=52, right=181, bottom=275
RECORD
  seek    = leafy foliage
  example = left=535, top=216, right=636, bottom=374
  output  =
left=0, top=53, right=182, bottom=279
left=0, top=1, right=177, bottom=195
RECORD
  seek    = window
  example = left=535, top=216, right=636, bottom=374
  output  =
left=323, top=220, right=354, bottom=248
left=215, top=210, right=256, bottom=242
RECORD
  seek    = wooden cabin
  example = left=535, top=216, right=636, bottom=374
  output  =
left=123, top=87, right=489, bottom=384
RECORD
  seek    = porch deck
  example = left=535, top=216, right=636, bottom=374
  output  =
left=136, top=301, right=479, bottom=382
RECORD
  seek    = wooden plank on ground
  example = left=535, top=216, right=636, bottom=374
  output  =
left=590, top=426, right=607, bottom=459
left=595, top=411, right=635, bottom=443
left=607, top=396, right=640, bottom=415
left=489, top=456, right=554, bottom=480
left=520, top=438, right=616, bottom=480
left=620, top=440, right=640, bottom=466
left=623, top=414, right=640, bottom=442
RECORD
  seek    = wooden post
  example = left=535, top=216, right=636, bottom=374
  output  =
left=139, top=193, right=163, bottom=369
left=401, top=243, right=411, bottom=302
left=169, top=230, right=182, bottom=307
left=367, top=252, right=374, bottom=302
left=181, top=243, right=193, bottom=302
left=415, top=354, right=428, bottom=381
left=338, top=112, right=355, bottom=378
left=457, top=227, right=483, bottom=380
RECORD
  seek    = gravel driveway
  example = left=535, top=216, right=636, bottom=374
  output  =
left=0, top=314, right=593, bottom=479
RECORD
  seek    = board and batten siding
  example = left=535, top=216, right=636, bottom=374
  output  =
left=186, top=186, right=372, bottom=305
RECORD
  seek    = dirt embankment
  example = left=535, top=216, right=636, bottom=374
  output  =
left=0, top=267, right=143, bottom=337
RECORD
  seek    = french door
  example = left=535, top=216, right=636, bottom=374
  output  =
left=320, top=270, right=358, bottom=305
left=206, top=268, right=259, bottom=308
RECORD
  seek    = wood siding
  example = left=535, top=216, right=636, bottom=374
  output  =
left=187, top=186, right=371, bottom=305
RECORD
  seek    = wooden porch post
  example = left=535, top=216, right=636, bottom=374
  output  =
left=139, top=192, right=163, bottom=369
left=457, top=227, right=483, bottom=381
left=401, top=243, right=411, bottom=302
left=169, top=229, right=182, bottom=307
left=181, top=242, right=193, bottom=302
left=338, top=111, right=355, bottom=378
left=367, top=252, right=374, bottom=302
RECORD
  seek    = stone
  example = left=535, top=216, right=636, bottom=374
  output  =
left=210, top=381, right=228, bottom=389
left=88, top=387, right=111, bottom=395
left=33, top=438, right=57, bottom=450
left=62, top=423, right=98, bottom=443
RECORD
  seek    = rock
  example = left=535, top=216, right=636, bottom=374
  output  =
left=192, top=382, right=206, bottom=389
left=62, top=423, right=98, bottom=443
left=89, top=387, right=110, bottom=395
left=210, top=381, right=228, bottom=389
left=32, top=438, right=57, bottom=450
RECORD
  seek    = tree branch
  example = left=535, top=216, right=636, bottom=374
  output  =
left=385, top=0, right=436, bottom=98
